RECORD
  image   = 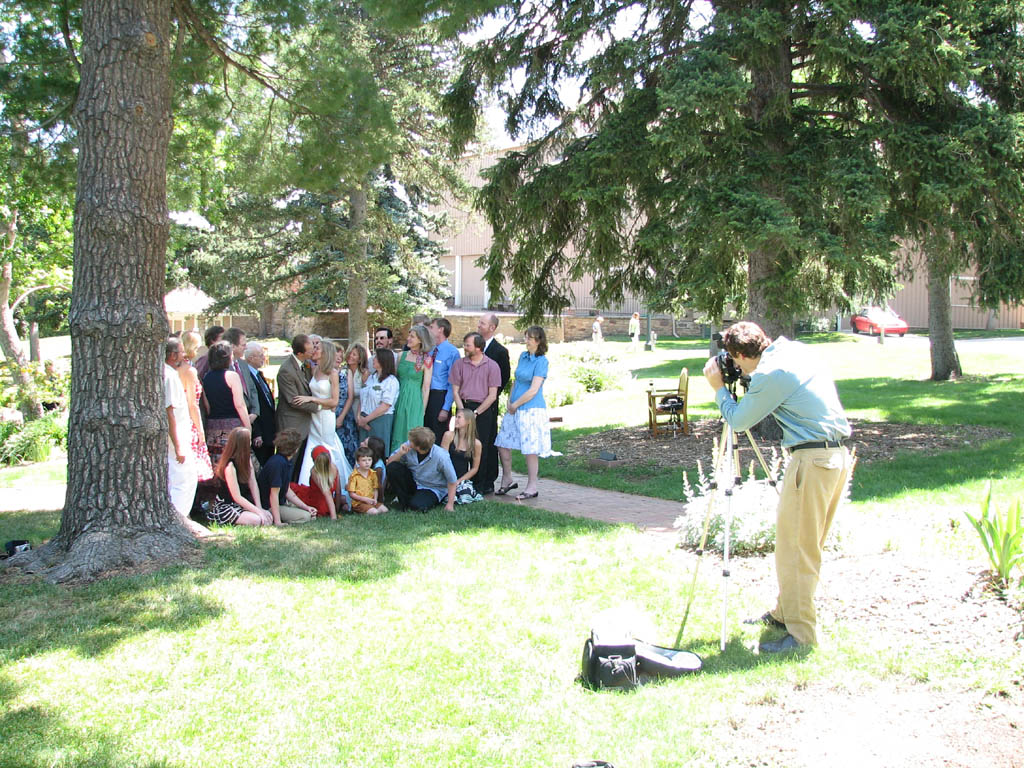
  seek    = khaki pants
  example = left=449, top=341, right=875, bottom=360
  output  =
left=279, top=503, right=312, bottom=524
left=771, top=446, right=851, bottom=645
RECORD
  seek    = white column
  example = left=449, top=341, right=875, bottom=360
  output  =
left=454, top=253, right=463, bottom=307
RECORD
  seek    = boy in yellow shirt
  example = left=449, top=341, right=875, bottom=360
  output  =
left=347, top=446, right=388, bottom=515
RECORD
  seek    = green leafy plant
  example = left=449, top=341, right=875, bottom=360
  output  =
left=0, top=412, right=68, bottom=465
left=567, top=362, right=620, bottom=393
left=544, top=379, right=584, bottom=408
left=964, top=483, right=1024, bottom=589
left=0, top=360, right=71, bottom=413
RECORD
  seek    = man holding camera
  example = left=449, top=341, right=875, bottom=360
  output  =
left=703, top=321, right=852, bottom=653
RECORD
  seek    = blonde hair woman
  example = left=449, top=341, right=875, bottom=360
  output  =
left=335, top=342, right=370, bottom=465
left=176, top=330, right=213, bottom=481
left=441, top=409, right=482, bottom=489
left=292, top=339, right=353, bottom=491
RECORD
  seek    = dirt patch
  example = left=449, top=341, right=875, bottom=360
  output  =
left=567, top=419, right=1022, bottom=765
left=678, top=552, right=1024, bottom=767
left=566, top=418, right=1012, bottom=471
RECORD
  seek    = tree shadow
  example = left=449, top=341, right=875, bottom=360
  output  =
left=0, top=672, right=179, bottom=768
left=0, top=508, right=63, bottom=549
left=839, top=374, right=1023, bottom=501
left=0, top=563, right=226, bottom=662
left=0, top=501, right=612, bottom=663
left=838, top=374, right=1024, bottom=429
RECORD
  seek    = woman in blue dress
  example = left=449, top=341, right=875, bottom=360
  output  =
left=494, top=326, right=558, bottom=501
left=335, top=343, right=369, bottom=466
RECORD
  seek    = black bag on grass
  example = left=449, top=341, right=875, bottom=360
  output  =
left=581, top=629, right=638, bottom=690
left=581, top=627, right=702, bottom=689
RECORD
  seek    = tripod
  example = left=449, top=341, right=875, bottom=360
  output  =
left=674, top=413, right=779, bottom=652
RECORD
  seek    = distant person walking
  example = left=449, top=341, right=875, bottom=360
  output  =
left=628, top=312, right=641, bottom=353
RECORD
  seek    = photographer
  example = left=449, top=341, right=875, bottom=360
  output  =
left=702, top=321, right=852, bottom=653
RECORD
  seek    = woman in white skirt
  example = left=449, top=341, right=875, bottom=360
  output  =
left=494, top=326, right=557, bottom=501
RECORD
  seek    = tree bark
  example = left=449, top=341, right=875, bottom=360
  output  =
left=8, top=0, right=194, bottom=582
left=927, top=255, right=962, bottom=380
left=347, top=183, right=369, bottom=348
left=744, top=7, right=794, bottom=341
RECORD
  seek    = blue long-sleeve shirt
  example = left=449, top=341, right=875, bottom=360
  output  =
left=715, top=337, right=851, bottom=447
left=429, top=339, right=461, bottom=412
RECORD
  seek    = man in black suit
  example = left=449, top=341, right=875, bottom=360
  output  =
left=477, top=313, right=510, bottom=495
left=244, top=342, right=277, bottom=466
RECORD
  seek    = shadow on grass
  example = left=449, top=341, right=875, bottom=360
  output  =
left=0, top=501, right=612, bottom=663
left=852, top=437, right=1024, bottom=502
left=0, top=672, right=179, bottom=768
left=0, top=508, right=62, bottom=548
left=839, top=374, right=1024, bottom=429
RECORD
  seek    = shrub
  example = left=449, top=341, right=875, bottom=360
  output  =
left=675, top=447, right=856, bottom=556
left=964, top=483, right=1024, bottom=589
left=556, top=344, right=624, bottom=393
left=0, top=359, right=71, bottom=413
left=545, top=379, right=584, bottom=408
left=567, top=362, right=620, bottom=393
left=0, top=412, right=68, bottom=466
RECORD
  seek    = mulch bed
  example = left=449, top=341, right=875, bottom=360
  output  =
left=566, top=418, right=1012, bottom=470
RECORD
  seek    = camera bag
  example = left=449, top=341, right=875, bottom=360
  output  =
left=581, top=629, right=638, bottom=690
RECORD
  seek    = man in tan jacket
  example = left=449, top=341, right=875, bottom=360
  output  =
left=276, top=334, right=320, bottom=438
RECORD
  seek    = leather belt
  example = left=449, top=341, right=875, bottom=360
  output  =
left=788, top=440, right=844, bottom=451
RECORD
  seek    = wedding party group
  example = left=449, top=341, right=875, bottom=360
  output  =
left=163, top=313, right=559, bottom=527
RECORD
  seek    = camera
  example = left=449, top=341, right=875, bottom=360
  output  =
left=712, top=333, right=744, bottom=385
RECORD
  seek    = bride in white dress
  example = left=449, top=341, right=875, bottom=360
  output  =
left=292, top=339, right=353, bottom=488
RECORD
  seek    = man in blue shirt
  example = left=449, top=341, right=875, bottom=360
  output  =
left=386, top=427, right=458, bottom=511
left=703, top=321, right=852, bottom=653
left=425, top=317, right=461, bottom=443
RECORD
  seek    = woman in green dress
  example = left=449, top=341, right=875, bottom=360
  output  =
left=391, top=324, right=435, bottom=447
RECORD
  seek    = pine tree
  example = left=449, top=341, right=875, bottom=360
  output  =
left=392, top=0, right=1024, bottom=376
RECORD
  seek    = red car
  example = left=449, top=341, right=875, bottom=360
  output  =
left=851, top=307, right=909, bottom=336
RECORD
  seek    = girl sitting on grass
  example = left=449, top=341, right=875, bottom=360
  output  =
left=208, top=427, right=272, bottom=526
left=290, top=445, right=347, bottom=519
left=441, top=409, right=483, bottom=496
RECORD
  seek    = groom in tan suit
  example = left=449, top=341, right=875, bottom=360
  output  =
left=277, top=334, right=321, bottom=436
left=277, top=334, right=321, bottom=480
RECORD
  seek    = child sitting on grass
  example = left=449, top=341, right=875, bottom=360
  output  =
left=290, top=445, right=346, bottom=519
left=347, top=446, right=388, bottom=515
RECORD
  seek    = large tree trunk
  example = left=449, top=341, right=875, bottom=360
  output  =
left=927, top=255, right=962, bottom=380
left=8, top=0, right=193, bottom=582
left=744, top=10, right=793, bottom=341
left=347, top=183, right=369, bottom=348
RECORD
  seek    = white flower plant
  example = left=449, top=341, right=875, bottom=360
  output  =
left=674, top=440, right=856, bottom=557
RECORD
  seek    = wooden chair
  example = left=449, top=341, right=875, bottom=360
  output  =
left=647, top=368, right=689, bottom=436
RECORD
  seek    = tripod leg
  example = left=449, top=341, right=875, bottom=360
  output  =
left=743, top=430, right=780, bottom=495
left=675, top=421, right=730, bottom=647
left=720, top=426, right=736, bottom=652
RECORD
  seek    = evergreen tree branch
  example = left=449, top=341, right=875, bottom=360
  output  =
left=59, top=0, right=81, bottom=75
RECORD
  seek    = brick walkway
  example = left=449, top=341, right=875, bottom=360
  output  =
left=494, top=475, right=684, bottom=534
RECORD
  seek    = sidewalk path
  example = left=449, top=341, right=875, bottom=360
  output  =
left=496, top=476, right=684, bottom=534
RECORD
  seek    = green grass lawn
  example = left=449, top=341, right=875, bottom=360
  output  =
left=2, top=501, right=1017, bottom=768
